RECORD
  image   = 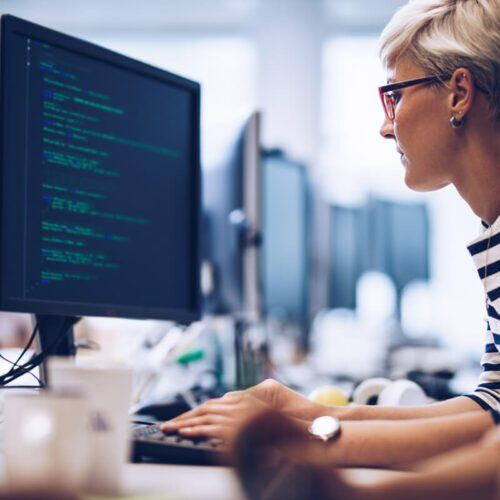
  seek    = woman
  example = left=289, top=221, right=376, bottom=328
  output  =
left=162, top=0, right=500, bottom=468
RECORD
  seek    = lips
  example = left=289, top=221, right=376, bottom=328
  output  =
left=396, top=147, right=407, bottom=166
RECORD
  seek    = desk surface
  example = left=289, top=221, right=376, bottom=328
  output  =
left=122, top=463, right=414, bottom=500
left=123, top=463, right=244, bottom=500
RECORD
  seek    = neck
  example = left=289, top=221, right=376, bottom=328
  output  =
left=451, top=125, right=500, bottom=225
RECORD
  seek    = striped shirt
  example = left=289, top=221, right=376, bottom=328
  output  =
left=465, top=215, right=500, bottom=422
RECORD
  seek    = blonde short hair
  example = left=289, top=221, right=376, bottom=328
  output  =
left=378, top=0, right=500, bottom=120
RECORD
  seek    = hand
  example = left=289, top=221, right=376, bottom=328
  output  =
left=160, top=390, right=271, bottom=441
left=234, top=409, right=353, bottom=500
left=160, top=378, right=334, bottom=441
left=246, top=379, right=331, bottom=421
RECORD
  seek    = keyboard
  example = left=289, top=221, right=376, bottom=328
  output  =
left=131, top=423, right=228, bottom=466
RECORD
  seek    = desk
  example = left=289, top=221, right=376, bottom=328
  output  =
left=0, top=456, right=414, bottom=499
left=122, top=463, right=414, bottom=500
left=122, top=464, right=244, bottom=500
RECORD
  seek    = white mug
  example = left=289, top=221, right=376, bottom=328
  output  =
left=47, top=357, right=133, bottom=495
left=3, top=391, right=90, bottom=493
left=353, top=377, right=428, bottom=406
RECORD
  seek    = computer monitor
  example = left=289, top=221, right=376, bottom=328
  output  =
left=202, top=112, right=262, bottom=319
left=368, top=198, right=430, bottom=301
left=328, top=204, right=369, bottom=310
left=0, top=15, right=201, bottom=369
left=261, top=150, right=310, bottom=340
left=328, top=199, right=430, bottom=313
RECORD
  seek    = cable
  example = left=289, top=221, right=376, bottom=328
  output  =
left=0, top=385, right=42, bottom=390
left=0, top=352, right=42, bottom=387
left=6, top=322, right=39, bottom=376
left=0, top=323, right=43, bottom=386
left=0, top=324, right=66, bottom=386
left=0, top=317, right=75, bottom=387
left=1, top=316, right=80, bottom=386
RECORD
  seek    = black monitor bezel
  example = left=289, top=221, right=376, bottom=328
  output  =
left=0, top=15, right=202, bottom=324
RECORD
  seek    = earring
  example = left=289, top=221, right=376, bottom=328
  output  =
left=450, top=114, right=463, bottom=129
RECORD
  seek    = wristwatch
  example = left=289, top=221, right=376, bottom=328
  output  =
left=308, top=416, right=341, bottom=442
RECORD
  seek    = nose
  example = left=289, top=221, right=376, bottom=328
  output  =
left=379, top=115, right=395, bottom=140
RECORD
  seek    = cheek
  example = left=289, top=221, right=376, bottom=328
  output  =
left=393, top=105, right=417, bottom=156
left=394, top=105, right=449, bottom=159
left=393, top=110, right=453, bottom=190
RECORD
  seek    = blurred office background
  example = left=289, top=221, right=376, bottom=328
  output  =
left=0, top=0, right=485, bottom=392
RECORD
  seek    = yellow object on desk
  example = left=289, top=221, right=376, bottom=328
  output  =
left=308, top=386, right=349, bottom=406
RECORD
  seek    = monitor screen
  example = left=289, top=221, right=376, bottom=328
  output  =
left=0, top=15, right=201, bottom=323
left=328, top=199, right=430, bottom=311
left=368, top=199, right=430, bottom=295
left=328, top=205, right=368, bottom=310
left=261, top=151, right=309, bottom=325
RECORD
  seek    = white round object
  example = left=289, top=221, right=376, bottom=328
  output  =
left=378, top=379, right=428, bottom=406
left=352, top=378, right=391, bottom=405
left=308, top=416, right=341, bottom=442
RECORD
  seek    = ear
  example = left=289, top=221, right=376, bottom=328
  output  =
left=447, top=67, right=475, bottom=120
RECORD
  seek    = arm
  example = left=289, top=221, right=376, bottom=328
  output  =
left=250, top=379, right=485, bottom=421
left=163, top=389, right=494, bottom=467
left=233, top=410, right=500, bottom=500
left=351, top=427, right=500, bottom=500
left=161, top=380, right=490, bottom=443
left=326, top=410, right=494, bottom=468
left=336, top=394, right=484, bottom=421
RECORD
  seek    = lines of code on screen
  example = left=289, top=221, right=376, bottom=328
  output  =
left=4, top=34, right=195, bottom=314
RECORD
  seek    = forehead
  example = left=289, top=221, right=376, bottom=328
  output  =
left=386, top=57, right=427, bottom=83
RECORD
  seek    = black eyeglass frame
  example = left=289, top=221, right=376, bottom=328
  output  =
left=378, top=75, right=450, bottom=120
left=378, top=73, right=489, bottom=121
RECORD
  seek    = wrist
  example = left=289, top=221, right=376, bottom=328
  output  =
left=319, top=404, right=361, bottom=420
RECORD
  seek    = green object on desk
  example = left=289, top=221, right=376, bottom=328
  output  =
left=177, top=348, right=204, bottom=365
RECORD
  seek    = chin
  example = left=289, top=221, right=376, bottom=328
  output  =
left=404, top=163, right=449, bottom=192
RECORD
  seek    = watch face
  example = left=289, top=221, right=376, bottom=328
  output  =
left=309, top=416, right=340, bottom=441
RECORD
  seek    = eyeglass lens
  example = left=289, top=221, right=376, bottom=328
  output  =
left=383, top=92, right=395, bottom=120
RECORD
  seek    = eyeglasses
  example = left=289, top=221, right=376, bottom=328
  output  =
left=378, top=75, right=450, bottom=121
left=378, top=73, right=491, bottom=121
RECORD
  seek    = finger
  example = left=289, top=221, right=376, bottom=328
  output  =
left=168, top=400, right=224, bottom=423
left=221, top=391, right=244, bottom=400
left=171, top=397, right=227, bottom=420
left=204, top=396, right=227, bottom=405
left=167, top=407, right=204, bottom=423
left=179, top=424, right=234, bottom=441
left=162, top=404, right=234, bottom=430
left=166, top=414, right=229, bottom=430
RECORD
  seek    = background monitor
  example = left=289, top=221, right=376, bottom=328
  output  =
left=261, top=150, right=310, bottom=337
left=202, top=112, right=262, bottom=319
left=0, top=15, right=202, bottom=325
left=368, top=198, right=430, bottom=302
left=328, top=198, right=430, bottom=314
left=328, top=204, right=368, bottom=310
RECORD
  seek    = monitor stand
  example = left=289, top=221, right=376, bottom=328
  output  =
left=34, top=314, right=80, bottom=386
